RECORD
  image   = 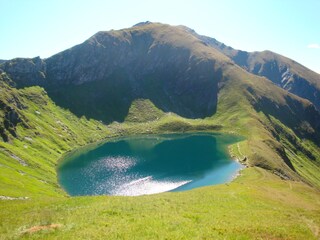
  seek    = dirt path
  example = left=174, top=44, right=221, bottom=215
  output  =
left=237, top=143, right=243, bottom=157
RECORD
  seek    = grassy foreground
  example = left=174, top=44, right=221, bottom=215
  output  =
left=0, top=167, right=319, bottom=239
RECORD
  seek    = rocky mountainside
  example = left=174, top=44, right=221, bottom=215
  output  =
left=2, top=22, right=319, bottom=123
left=1, top=22, right=319, bottom=135
left=1, top=22, right=320, bottom=184
left=0, top=57, right=46, bottom=88
left=1, top=23, right=230, bottom=122
left=191, top=29, right=320, bottom=110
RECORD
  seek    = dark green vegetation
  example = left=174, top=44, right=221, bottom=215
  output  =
left=0, top=22, right=320, bottom=239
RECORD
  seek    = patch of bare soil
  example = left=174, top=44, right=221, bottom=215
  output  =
left=22, top=224, right=62, bottom=234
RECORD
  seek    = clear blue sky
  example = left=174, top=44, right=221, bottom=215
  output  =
left=1, top=0, right=319, bottom=73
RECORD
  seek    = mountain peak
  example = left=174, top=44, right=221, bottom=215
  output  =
left=132, top=21, right=153, bottom=27
left=177, top=25, right=196, bottom=34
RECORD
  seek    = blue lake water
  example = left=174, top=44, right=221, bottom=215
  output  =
left=58, top=133, right=243, bottom=196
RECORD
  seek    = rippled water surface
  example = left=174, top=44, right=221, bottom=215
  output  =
left=58, top=134, right=243, bottom=196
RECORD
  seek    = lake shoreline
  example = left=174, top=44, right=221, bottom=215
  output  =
left=58, top=133, right=245, bottom=197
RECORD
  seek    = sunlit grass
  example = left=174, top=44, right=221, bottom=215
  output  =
left=1, top=168, right=319, bottom=239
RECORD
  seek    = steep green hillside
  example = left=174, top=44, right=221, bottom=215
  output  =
left=0, top=73, right=110, bottom=197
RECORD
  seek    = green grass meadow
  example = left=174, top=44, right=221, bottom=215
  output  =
left=1, top=168, right=319, bottom=239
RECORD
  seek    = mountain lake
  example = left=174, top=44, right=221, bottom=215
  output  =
left=58, top=133, right=244, bottom=196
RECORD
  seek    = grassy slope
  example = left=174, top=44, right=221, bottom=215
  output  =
left=269, top=116, right=320, bottom=188
left=1, top=168, right=319, bottom=239
left=0, top=77, right=110, bottom=197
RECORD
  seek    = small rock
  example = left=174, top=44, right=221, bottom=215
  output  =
left=24, top=136, right=33, bottom=142
left=10, top=154, right=28, bottom=166
left=0, top=196, right=29, bottom=200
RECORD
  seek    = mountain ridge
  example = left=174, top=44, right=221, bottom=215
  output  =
left=189, top=28, right=320, bottom=110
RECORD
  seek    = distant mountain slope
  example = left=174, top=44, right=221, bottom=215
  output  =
left=191, top=28, right=320, bottom=110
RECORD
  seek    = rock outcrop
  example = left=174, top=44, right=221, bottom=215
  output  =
left=0, top=57, right=46, bottom=88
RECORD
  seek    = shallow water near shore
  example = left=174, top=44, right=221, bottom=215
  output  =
left=58, top=133, right=244, bottom=196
